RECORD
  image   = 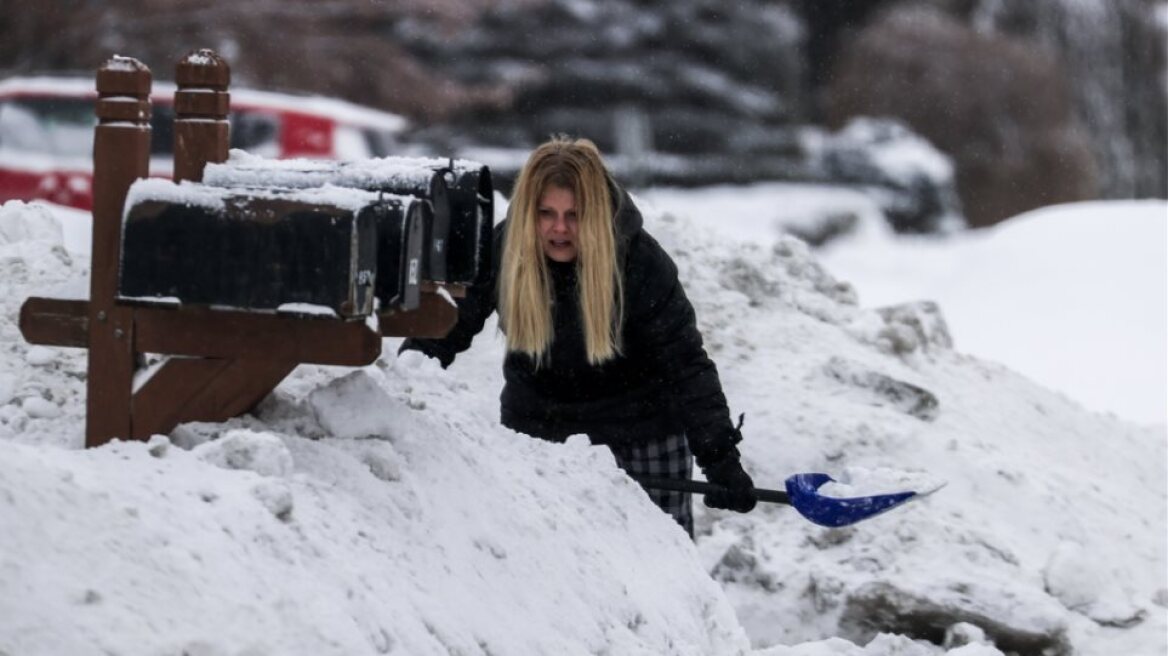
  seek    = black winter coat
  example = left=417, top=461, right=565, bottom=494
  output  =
left=401, top=187, right=739, bottom=466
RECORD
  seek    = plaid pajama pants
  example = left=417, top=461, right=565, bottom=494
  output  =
left=607, top=433, right=694, bottom=538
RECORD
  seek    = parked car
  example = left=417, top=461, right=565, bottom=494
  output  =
left=0, top=75, right=408, bottom=211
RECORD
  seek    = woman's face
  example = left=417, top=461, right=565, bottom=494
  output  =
left=537, top=185, right=579, bottom=262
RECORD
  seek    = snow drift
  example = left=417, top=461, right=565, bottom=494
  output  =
left=0, top=196, right=1163, bottom=656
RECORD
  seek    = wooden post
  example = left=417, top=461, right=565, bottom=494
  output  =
left=173, top=49, right=230, bottom=182
left=86, top=56, right=151, bottom=448
left=130, top=49, right=284, bottom=439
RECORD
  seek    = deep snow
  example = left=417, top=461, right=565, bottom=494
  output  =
left=638, top=186, right=1167, bottom=427
left=0, top=192, right=1164, bottom=656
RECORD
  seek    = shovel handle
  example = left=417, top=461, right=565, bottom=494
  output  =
left=637, top=472, right=934, bottom=527
left=631, top=475, right=790, bottom=505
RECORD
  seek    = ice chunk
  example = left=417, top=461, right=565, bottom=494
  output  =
left=193, top=430, right=294, bottom=477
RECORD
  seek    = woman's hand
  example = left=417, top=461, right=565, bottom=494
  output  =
left=701, top=456, right=758, bottom=513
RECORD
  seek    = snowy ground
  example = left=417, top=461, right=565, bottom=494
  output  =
left=0, top=190, right=1165, bottom=656
left=637, top=184, right=1168, bottom=427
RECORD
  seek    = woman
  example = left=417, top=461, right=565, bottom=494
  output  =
left=401, top=136, right=756, bottom=537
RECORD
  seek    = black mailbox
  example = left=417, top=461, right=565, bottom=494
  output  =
left=441, top=161, right=494, bottom=287
left=375, top=194, right=428, bottom=312
left=117, top=180, right=426, bottom=317
left=203, top=154, right=493, bottom=287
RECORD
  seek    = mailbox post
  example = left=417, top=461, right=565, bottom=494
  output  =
left=19, top=49, right=467, bottom=448
left=173, top=48, right=230, bottom=183
left=86, top=57, right=153, bottom=447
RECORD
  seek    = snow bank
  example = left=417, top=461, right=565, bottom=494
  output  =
left=0, top=204, right=749, bottom=655
left=642, top=188, right=1167, bottom=427
left=820, top=199, right=1168, bottom=426
left=637, top=198, right=1166, bottom=655
left=0, top=397, right=746, bottom=655
left=1, top=194, right=1164, bottom=656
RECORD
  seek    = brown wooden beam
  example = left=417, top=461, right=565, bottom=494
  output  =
left=215, top=359, right=298, bottom=419
left=86, top=306, right=136, bottom=448
left=131, top=357, right=230, bottom=438
left=20, top=297, right=88, bottom=348
left=131, top=357, right=295, bottom=439
left=421, top=281, right=467, bottom=299
left=379, top=291, right=459, bottom=338
left=132, top=306, right=382, bottom=366
left=21, top=293, right=461, bottom=351
left=21, top=297, right=383, bottom=366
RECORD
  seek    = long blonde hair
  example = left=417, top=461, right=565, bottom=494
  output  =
left=499, top=137, right=624, bottom=367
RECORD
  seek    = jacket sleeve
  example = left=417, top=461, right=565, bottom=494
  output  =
left=626, top=232, right=740, bottom=467
left=398, top=223, right=502, bottom=367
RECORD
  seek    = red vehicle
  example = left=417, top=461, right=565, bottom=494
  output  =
left=0, top=75, right=408, bottom=211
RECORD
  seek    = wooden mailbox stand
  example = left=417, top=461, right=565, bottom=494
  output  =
left=19, top=50, right=460, bottom=448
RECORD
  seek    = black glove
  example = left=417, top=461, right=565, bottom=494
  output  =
left=701, top=453, right=757, bottom=513
left=398, top=339, right=453, bottom=368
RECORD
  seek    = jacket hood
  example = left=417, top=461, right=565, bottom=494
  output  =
left=609, top=180, right=643, bottom=262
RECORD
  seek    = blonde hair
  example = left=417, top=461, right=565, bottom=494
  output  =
left=499, top=137, right=624, bottom=367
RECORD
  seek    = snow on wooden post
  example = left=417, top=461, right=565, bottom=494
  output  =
left=87, top=56, right=152, bottom=448
left=173, top=49, right=230, bottom=183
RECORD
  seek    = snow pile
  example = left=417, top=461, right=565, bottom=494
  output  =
left=805, top=118, right=963, bottom=234
left=0, top=204, right=747, bottom=655
left=0, top=388, right=745, bottom=655
left=819, top=199, right=1168, bottom=427
left=1, top=194, right=1165, bottom=656
left=638, top=199, right=1166, bottom=655
left=640, top=189, right=1167, bottom=427
left=639, top=183, right=884, bottom=251
left=0, top=203, right=85, bottom=443
left=825, top=118, right=954, bottom=187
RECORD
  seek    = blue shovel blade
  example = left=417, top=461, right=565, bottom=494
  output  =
left=784, top=473, right=918, bottom=528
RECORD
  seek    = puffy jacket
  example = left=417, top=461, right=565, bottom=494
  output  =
left=400, top=186, right=740, bottom=466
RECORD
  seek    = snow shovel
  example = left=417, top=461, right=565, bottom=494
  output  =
left=631, top=473, right=944, bottom=527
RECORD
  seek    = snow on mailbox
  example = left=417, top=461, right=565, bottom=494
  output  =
left=203, top=151, right=494, bottom=288
left=117, top=179, right=428, bottom=318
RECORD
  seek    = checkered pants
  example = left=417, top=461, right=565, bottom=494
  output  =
left=607, top=433, right=694, bottom=538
